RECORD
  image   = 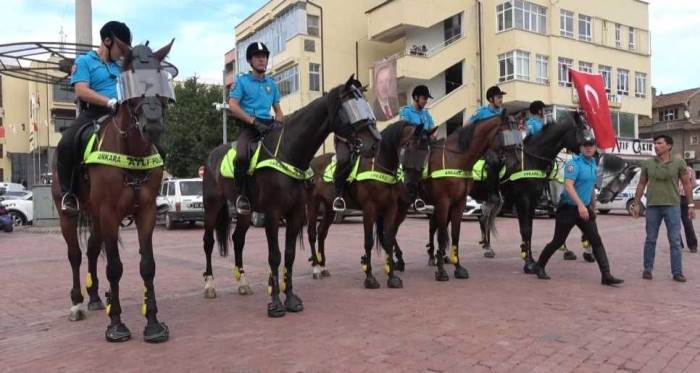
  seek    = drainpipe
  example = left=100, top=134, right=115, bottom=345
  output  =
left=477, top=0, right=484, bottom=105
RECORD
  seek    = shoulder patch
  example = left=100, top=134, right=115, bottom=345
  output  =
left=566, top=164, right=575, bottom=173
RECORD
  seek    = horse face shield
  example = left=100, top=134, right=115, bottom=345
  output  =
left=339, top=87, right=380, bottom=156
left=117, top=69, right=175, bottom=144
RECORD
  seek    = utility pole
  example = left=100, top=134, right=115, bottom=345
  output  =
left=75, top=0, right=92, bottom=49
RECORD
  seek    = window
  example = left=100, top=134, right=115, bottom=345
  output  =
left=617, top=69, right=629, bottom=96
left=598, top=65, right=612, bottom=93
left=0, top=143, right=3, bottom=159
left=0, top=168, right=3, bottom=181
left=635, top=72, right=646, bottom=97
left=628, top=26, right=636, bottom=50
left=560, top=10, right=574, bottom=38
left=610, top=111, right=635, bottom=138
left=179, top=181, right=202, bottom=196
left=496, top=2, right=513, bottom=31
left=536, top=54, right=549, bottom=84
left=691, top=136, right=699, bottom=145
left=615, top=24, right=622, bottom=48
left=498, top=50, right=530, bottom=81
left=309, top=63, right=320, bottom=92
left=497, top=1, right=545, bottom=33
left=307, top=14, right=320, bottom=37
left=558, top=57, right=573, bottom=87
left=579, top=61, right=593, bottom=73
left=53, top=116, right=73, bottom=132
left=53, top=81, right=75, bottom=102
left=444, top=13, right=462, bottom=43
left=167, top=182, right=175, bottom=196
left=304, top=39, right=315, bottom=52
left=273, top=65, right=299, bottom=97
left=578, top=14, right=592, bottom=41
left=659, top=108, right=677, bottom=121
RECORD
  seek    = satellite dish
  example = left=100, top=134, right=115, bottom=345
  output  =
left=0, top=41, right=178, bottom=85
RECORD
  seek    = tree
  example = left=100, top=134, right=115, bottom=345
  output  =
left=162, top=77, right=238, bottom=177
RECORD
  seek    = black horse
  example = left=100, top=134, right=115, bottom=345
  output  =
left=201, top=76, right=380, bottom=317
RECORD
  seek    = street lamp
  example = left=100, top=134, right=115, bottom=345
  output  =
left=212, top=101, right=230, bottom=144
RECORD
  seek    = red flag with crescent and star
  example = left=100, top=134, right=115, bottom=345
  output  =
left=570, top=70, right=617, bottom=149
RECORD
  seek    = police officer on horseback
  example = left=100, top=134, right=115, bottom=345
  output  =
left=525, top=100, right=546, bottom=137
left=228, top=42, right=284, bottom=214
left=400, top=85, right=435, bottom=211
left=57, top=21, right=132, bottom=216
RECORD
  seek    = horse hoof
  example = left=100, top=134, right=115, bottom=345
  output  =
left=483, top=249, right=496, bottom=258
left=312, top=273, right=322, bottom=280
left=321, top=269, right=331, bottom=277
left=87, top=299, right=105, bottom=311
left=204, top=287, right=217, bottom=299
left=238, top=285, right=253, bottom=296
left=523, top=262, right=536, bottom=274
left=284, top=293, right=304, bottom=312
left=267, top=299, right=286, bottom=318
left=427, top=258, right=436, bottom=267
left=387, top=276, right=403, bottom=289
left=364, top=276, right=381, bottom=289
left=435, top=269, right=449, bottom=282
left=583, top=252, right=595, bottom=263
left=105, top=322, right=131, bottom=342
left=69, top=307, right=86, bottom=322
left=394, top=261, right=405, bottom=272
left=454, top=266, right=469, bottom=279
left=143, top=322, right=169, bottom=343
left=563, top=250, right=577, bottom=261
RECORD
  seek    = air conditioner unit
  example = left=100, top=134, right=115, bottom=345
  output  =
left=684, top=150, right=695, bottom=160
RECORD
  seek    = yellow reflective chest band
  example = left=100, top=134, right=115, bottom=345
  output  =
left=424, top=168, right=472, bottom=179
left=83, top=134, right=163, bottom=170
left=221, top=143, right=313, bottom=181
left=322, top=158, right=401, bottom=185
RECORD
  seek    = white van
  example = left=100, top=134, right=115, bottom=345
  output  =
left=156, top=178, right=204, bottom=229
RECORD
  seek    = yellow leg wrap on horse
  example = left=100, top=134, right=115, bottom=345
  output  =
left=384, top=256, right=391, bottom=274
left=233, top=267, right=242, bottom=282
left=316, top=252, right=322, bottom=263
left=449, top=245, right=459, bottom=264
left=141, top=303, right=147, bottom=317
left=582, top=240, right=591, bottom=249
left=362, top=264, right=368, bottom=273
left=520, top=251, right=528, bottom=259
left=105, top=304, right=111, bottom=316
left=86, top=273, right=93, bottom=289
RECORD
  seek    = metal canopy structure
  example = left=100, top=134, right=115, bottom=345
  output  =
left=0, top=41, right=178, bottom=85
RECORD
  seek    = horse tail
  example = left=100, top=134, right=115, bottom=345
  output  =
left=214, top=203, right=231, bottom=257
left=481, top=198, right=502, bottom=238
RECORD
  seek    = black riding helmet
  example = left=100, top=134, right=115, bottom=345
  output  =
left=529, top=100, right=546, bottom=115
left=246, top=42, right=270, bottom=61
left=412, top=85, right=433, bottom=100
left=486, top=86, right=507, bottom=101
left=581, top=131, right=596, bottom=145
left=100, top=21, right=132, bottom=46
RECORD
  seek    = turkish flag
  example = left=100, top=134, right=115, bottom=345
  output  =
left=570, top=70, right=617, bottom=149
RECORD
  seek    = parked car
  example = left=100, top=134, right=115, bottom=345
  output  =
left=156, top=178, right=204, bottom=229
left=0, top=182, right=27, bottom=193
left=0, top=191, right=33, bottom=202
left=596, top=185, right=646, bottom=216
left=0, top=198, right=33, bottom=226
left=693, top=185, right=700, bottom=201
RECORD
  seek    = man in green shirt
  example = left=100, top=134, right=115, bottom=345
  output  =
left=633, top=134, right=695, bottom=282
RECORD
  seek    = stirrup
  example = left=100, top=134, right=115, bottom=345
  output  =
left=414, top=198, right=427, bottom=212
left=235, top=195, right=251, bottom=215
left=332, top=197, right=346, bottom=212
left=60, top=193, right=79, bottom=216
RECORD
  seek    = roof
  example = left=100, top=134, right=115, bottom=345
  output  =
left=653, top=88, right=700, bottom=108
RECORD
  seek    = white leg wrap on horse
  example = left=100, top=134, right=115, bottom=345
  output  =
left=239, top=273, right=249, bottom=287
left=204, top=276, right=215, bottom=289
left=313, top=266, right=322, bottom=275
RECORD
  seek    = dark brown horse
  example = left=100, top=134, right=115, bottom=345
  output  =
left=52, top=40, right=174, bottom=342
left=306, top=121, right=416, bottom=288
left=422, top=110, right=519, bottom=281
left=202, top=76, right=380, bottom=317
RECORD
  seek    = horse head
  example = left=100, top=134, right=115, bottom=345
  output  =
left=596, top=154, right=639, bottom=203
left=115, top=37, right=175, bottom=150
left=329, top=75, right=381, bottom=159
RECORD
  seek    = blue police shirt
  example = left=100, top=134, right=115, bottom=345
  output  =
left=229, top=72, right=280, bottom=120
left=560, top=155, right=597, bottom=206
left=399, top=105, right=435, bottom=131
left=525, top=116, right=544, bottom=136
left=467, top=105, right=503, bottom=125
left=70, top=51, right=121, bottom=99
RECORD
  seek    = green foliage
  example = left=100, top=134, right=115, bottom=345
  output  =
left=162, top=77, right=238, bottom=177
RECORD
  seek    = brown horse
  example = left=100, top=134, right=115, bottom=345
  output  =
left=306, top=121, right=416, bottom=288
left=422, top=110, right=519, bottom=281
left=51, top=40, right=174, bottom=342
left=201, top=76, right=380, bottom=317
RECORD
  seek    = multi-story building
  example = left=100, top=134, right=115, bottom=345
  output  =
left=224, top=47, right=236, bottom=93
left=236, top=0, right=651, bottom=152
left=639, top=87, right=700, bottom=176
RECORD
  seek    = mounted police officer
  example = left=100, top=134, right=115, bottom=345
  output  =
left=525, top=100, right=546, bottom=137
left=468, top=85, right=507, bottom=203
left=228, top=42, right=284, bottom=214
left=56, top=21, right=132, bottom=216
left=400, top=85, right=435, bottom=211
left=532, top=133, right=624, bottom=286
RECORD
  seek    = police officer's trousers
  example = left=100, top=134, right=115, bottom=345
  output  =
left=333, top=138, right=353, bottom=198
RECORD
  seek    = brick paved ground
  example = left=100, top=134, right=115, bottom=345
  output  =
left=1, top=213, right=700, bottom=373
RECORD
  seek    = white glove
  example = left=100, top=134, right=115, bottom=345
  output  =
left=106, top=98, right=118, bottom=112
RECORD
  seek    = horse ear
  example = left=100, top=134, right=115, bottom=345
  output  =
left=154, top=38, right=175, bottom=62
left=400, top=123, right=416, bottom=145
left=345, top=74, right=355, bottom=89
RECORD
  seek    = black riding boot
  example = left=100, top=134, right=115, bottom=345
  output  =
left=405, top=169, right=426, bottom=211
left=484, top=151, right=502, bottom=204
left=234, top=158, right=252, bottom=215
left=593, top=246, right=624, bottom=285
left=57, top=153, right=78, bottom=216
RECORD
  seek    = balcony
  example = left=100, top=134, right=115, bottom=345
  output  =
left=427, top=84, right=469, bottom=126
left=367, top=0, right=465, bottom=42
left=395, top=35, right=467, bottom=82
left=269, top=34, right=319, bottom=72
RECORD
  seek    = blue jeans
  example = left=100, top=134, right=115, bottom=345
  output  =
left=644, top=206, right=683, bottom=276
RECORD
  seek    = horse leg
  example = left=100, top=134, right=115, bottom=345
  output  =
left=426, top=214, right=437, bottom=267
left=434, top=200, right=450, bottom=281
left=136, top=204, right=169, bottom=343
left=317, top=203, right=334, bottom=278
left=61, top=217, right=85, bottom=321
left=393, top=208, right=407, bottom=272
left=102, top=218, right=130, bottom=342
left=479, top=212, right=495, bottom=259
left=381, top=208, right=403, bottom=289
left=264, top=210, right=286, bottom=318
left=202, top=202, right=217, bottom=299
left=306, top=197, right=321, bottom=279
left=362, top=207, right=380, bottom=289
left=282, top=210, right=304, bottom=312
left=450, top=200, right=469, bottom=279
left=86, top=225, right=105, bottom=311
left=515, top=195, right=536, bottom=274
left=233, top=215, right=253, bottom=295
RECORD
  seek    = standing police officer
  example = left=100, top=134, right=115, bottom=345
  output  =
left=533, top=133, right=624, bottom=286
left=56, top=21, right=132, bottom=216
left=400, top=85, right=435, bottom=211
left=228, top=42, right=284, bottom=214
